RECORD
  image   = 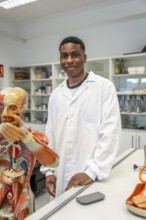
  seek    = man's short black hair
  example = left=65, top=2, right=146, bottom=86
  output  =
left=59, top=36, right=85, bottom=52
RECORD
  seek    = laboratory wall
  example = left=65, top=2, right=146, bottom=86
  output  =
left=0, top=36, right=25, bottom=89
left=22, top=16, right=146, bottom=65
left=0, top=0, right=146, bottom=86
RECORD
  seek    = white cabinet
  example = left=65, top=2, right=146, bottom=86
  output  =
left=119, top=129, right=146, bottom=155
left=9, top=53, right=146, bottom=142
left=9, top=58, right=110, bottom=128
left=85, top=58, right=110, bottom=79
left=111, top=54, right=146, bottom=130
left=118, top=129, right=136, bottom=155
left=111, top=53, right=146, bottom=153
left=137, top=130, right=146, bottom=149
left=9, top=63, right=68, bottom=129
left=112, top=55, right=146, bottom=127
left=52, top=58, right=110, bottom=94
left=52, top=62, right=67, bottom=89
left=9, top=64, right=53, bottom=126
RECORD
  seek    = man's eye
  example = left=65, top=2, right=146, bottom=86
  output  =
left=10, top=105, right=17, bottom=111
left=72, top=53, right=79, bottom=58
left=61, top=54, right=67, bottom=59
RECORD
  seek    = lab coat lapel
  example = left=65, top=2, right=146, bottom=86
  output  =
left=72, top=72, right=95, bottom=101
left=59, top=81, right=72, bottom=100
left=60, top=82, right=88, bottom=101
left=59, top=71, right=95, bottom=101
left=72, top=81, right=88, bottom=101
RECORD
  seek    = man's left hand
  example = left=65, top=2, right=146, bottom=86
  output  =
left=65, top=173, right=93, bottom=191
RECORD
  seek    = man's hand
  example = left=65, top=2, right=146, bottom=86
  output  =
left=65, top=173, right=93, bottom=191
left=0, top=115, right=31, bottom=143
left=46, top=175, right=56, bottom=197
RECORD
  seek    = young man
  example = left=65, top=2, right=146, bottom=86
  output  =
left=41, top=36, right=121, bottom=197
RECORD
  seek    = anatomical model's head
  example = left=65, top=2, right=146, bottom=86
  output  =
left=0, top=87, right=28, bottom=125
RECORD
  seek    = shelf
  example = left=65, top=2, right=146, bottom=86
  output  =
left=32, top=78, right=52, bottom=82
left=121, top=112, right=146, bottom=116
left=32, top=110, right=48, bottom=112
left=113, top=73, right=146, bottom=77
left=112, top=54, right=146, bottom=132
left=117, top=92, right=146, bottom=95
left=9, top=54, right=146, bottom=133
left=10, top=64, right=51, bottom=125
left=12, top=79, right=30, bottom=82
left=31, top=94, right=50, bottom=97
left=55, top=77, right=66, bottom=80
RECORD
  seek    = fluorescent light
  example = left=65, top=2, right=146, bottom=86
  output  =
left=0, top=0, right=38, bottom=9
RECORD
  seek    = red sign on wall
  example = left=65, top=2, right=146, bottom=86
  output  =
left=0, top=64, right=4, bottom=78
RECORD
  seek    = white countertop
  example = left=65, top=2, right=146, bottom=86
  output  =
left=26, top=148, right=145, bottom=220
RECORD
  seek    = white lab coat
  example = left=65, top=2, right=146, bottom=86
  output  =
left=40, top=71, right=121, bottom=197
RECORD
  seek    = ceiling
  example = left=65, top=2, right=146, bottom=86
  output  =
left=0, top=0, right=136, bottom=25
left=0, top=0, right=145, bottom=41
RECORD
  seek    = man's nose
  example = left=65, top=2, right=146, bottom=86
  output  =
left=66, top=55, right=73, bottom=63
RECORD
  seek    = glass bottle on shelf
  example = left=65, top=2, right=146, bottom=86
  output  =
left=114, top=59, right=121, bottom=74
left=144, top=96, right=146, bottom=112
left=119, top=96, right=125, bottom=112
left=135, top=96, right=141, bottom=113
left=129, top=95, right=134, bottom=112
left=120, top=59, right=128, bottom=74
left=140, top=96, right=145, bottom=112
left=125, top=95, right=131, bottom=112
left=122, top=95, right=125, bottom=112
left=131, top=96, right=136, bottom=112
left=118, top=96, right=122, bottom=112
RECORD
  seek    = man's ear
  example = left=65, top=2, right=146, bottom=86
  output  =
left=84, top=54, right=87, bottom=63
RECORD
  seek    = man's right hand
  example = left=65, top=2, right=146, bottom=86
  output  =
left=46, top=174, right=56, bottom=197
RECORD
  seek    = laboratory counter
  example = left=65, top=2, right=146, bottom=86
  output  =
left=25, top=148, right=145, bottom=220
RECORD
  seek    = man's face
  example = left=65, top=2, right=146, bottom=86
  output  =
left=60, top=43, right=87, bottom=79
left=0, top=87, right=28, bottom=125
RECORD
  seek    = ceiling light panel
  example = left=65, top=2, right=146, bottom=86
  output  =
left=0, top=0, right=38, bottom=9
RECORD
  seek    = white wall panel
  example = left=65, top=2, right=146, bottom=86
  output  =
left=0, top=36, right=25, bottom=89
left=22, top=17, right=146, bottom=64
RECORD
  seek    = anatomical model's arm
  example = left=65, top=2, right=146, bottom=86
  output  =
left=0, top=115, right=59, bottom=168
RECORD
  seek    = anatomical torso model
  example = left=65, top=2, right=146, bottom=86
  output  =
left=0, top=87, right=59, bottom=220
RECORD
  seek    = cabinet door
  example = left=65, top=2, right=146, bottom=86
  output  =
left=31, top=65, right=52, bottom=124
left=111, top=54, right=146, bottom=131
left=111, top=54, right=146, bottom=136
left=111, top=54, right=146, bottom=155
left=85, top=59, right=110, bottom=79
left=10, top=65, right=52, bottom=124
left=136, top=131, right=146, bottom=149
left=53, top=63, right=67, bottom=89
left=53, top=59, right=110, bottom=89
left=118, top=129, right=136, bottom=155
